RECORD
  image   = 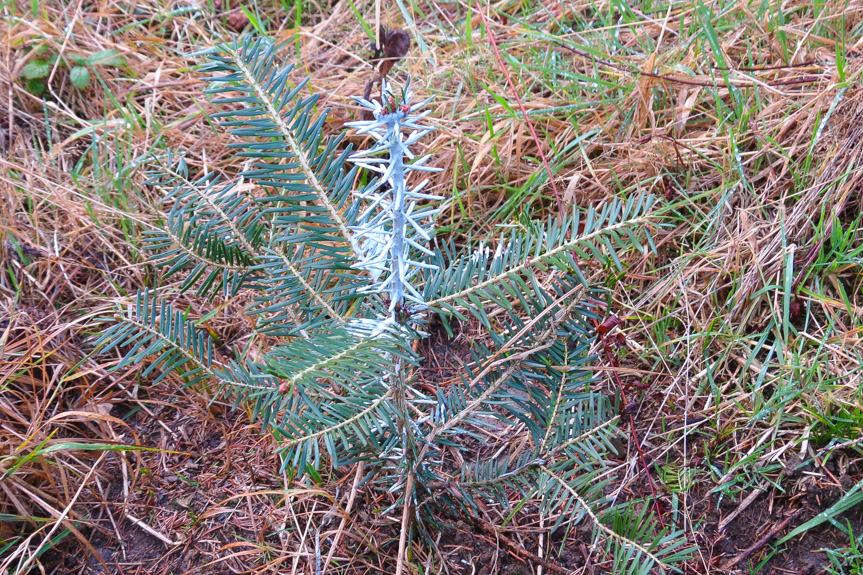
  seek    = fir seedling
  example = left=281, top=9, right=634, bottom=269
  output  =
left=97, top=36, right=691, bottom=573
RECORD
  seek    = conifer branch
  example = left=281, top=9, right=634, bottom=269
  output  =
left=224, top=44, right=361, bottom=258
left=428, top=214, right=652, bottom=309
left=162, top=166, right=261, bottom=260
left=158, top=227, right=252, bottom=273
left=163, top=165, right=342, bottom=326
left=540, top=465, right=668, bottom=568
left=277, top=390, right=392, bottom=449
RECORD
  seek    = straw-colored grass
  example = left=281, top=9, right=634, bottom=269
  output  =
left=2, top=0, right=862, bottom=572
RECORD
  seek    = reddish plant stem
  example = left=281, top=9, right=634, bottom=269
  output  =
left=475, top=5, right=565, bottom=218
left=594, top=320, right=666, bottom=528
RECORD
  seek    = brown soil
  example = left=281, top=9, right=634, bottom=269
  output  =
left=415, top=314, right=476, bottom=390
left=41, top=391, right=329, bottom=574
left=698, top=461, right=863, bottom=574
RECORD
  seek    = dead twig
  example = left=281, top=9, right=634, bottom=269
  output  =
left=719, top=510, right=802, bottom=570
left=321, top=462, right=365, bottom=575
left=551, top=40, right=825, bottom=89
left=467, top=514, right=572, bottom=575
left=394, top=471, right=415, bottom=575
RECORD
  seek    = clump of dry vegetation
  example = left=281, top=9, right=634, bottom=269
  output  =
left=1, top=0, right=862, bottom=574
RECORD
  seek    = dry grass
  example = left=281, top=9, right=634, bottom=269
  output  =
left=1, top=0, right=862, bottom=573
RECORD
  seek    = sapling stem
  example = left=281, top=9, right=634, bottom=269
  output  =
left=347, top=79, right=441, bottom=548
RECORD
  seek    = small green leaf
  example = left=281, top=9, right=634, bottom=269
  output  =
left=70, top=66, right=91, bottom=90
left=23, top=60, right=50, bottom=79
left=26, top=78, right=45, bottom=94
left=87, top=49, right=126, bottom=67
left=304, top=464, right=323, bottom=485
left=68, top=53, right=87, bottom=65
